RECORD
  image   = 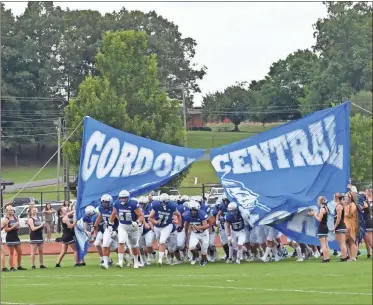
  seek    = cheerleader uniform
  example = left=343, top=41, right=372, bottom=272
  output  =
left=29, top=217, right=44, bottom=244
left=317, top=206, right=329, bottom=237
left=363, top=204, right=373, bottom=232
left=334, top=203, right=347, bottom=233
left=5, top=217, right=21, bottom=246
left=61, top=215, right=75, bottom=244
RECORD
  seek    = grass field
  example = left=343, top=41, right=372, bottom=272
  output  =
left=1, top=166, right=59, bottom=184
left=1, top=253, right=372, bottom=304
left=3, top=185, right=67, bottom=203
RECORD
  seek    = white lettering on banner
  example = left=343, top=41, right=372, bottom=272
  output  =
left=286, top=207, right=318, bottom=236
left=212, top=115, right=344, bottom=174
left=96, top=138, right=120, bottom=179
left=130, top=147, right=154, bottom=176
left=247, top=142, right=273, bottom=172
left=153, top=153, right=173, bottom=177
left=110, top=142, right=138, bottom=178
left=81, top=133, right=194, bottom=181
left=324, top=115, right=343, bottom=169
left=268, top=136, right=290, bottom=169
left=82, top=131, right=106, bottom=181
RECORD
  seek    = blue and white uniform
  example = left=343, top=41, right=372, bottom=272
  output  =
left=139, top=203, right=154, bottom=248
left=97, top=205, right=116, bottom=248
left=200, top=203, right=216, bottom=247
left=225, top=213, right=246, bottom=246
left=176, top=204, right=188, bottom=250
left=217, top=202, right=229, bottom=245
left=152, top=201, right=178, bottom=245
left=113, top=199, right=142, bottom=248
left=184, top=210, right=209, bottom=254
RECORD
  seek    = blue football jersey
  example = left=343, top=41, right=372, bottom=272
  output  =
left=113, top=199, right=140, bottom=225
left=225, top=213, right=245, bottom=232
left=177, top=204, right=188, bottom=231
left=184, top=210, right=208, bottom=233
left=142, top=203, right=153, bottom=235
left=98, top=206, right=118, bottom=231
left=152, top=201, right=177, bottom=228
left=200, top=203, right=212, bottom=217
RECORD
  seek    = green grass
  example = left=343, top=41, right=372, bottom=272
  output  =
left=3, top=185, right=70, bottom=203
left=1, top=253, right=372, bottom=304
left=187, top=122, right=281, bottom=149
left=1, top=165, right=60, bottom=184
left=179, top=161, right=219, bottom=195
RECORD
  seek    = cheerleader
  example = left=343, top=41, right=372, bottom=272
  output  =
left=28, top=207, right=47, bottom=269
left=362, top=192, right=372, bottom=258
left=308, top=196, right=330, bottom=263
left=4, top=205, right=27, bottom=270
left=1, top=217, right=9, bottom=271
left=332, top=192, right=348, bottom=261
left=56, top=210, right=78, bottom=267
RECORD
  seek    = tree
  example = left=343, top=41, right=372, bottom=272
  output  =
left=301, top=2, right=372, bottom=113
left=65, top=30, right=185, bottom=173
left=350, top=113, right=372, bottom=184
left=202, top=84, right=258, bottom=131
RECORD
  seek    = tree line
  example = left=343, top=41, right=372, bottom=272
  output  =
left=202, top=2, right=372, bottom=128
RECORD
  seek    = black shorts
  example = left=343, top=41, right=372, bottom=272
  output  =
left=365, top=218, right=372, bottom=232
left=318, top=224, right=329, bottom=237
left=335, top=221, right=347, bottom=234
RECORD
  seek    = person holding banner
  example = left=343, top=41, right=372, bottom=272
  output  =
left=332, top=192, right=348, bottom=261
left=1, top=217, right=9, bottom=271
left=110, top=190, right=144, bottom=269
left=308, top=196, right=330, bottom=263
left=56, top=210, right=78, bottom=267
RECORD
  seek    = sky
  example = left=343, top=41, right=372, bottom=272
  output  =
left=4, top=1, right=328, bottom=106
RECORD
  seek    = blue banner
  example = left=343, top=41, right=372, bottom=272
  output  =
left=76, top=116, right=205, bottom=220
left=210, top=102, right=350, bottom=249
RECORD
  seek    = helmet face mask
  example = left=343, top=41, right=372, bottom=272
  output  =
left=119, top=190, right=130, bottom=204
left=160, top=193, right=169, bottom=206
left=189, top=200, right=200, bottom=216
left=227, top=202, right=238, bottom=216
left=101, top=194, right=113, bottom=209
left=85, top=205, right=95, bottom=216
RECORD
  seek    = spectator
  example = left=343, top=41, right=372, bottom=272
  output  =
left=56, top=210, right=78, bottom=267
left=4, top=205, right=27, bottom=271
left=43, top=203, right=56, bottom=242
left=1, top=217, right=9, bottom=271
left=28, top=207, right=47, bottom=269
left=361, top=192, right=372, bottom=258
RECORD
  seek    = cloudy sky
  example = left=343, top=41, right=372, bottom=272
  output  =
left=5, top=1, right=327, bottom=106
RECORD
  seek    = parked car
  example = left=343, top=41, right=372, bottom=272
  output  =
left=206, top=195, right=220, bottom=205
left=12, top=197, right=38, bottom=207
left=168, top=189, right=180, bottom=196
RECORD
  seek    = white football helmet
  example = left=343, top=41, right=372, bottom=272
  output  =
left=85, top=205, right=96, bottom=216
left=119, top=190, right=130, bottom=198
left=101, top=194, right=113, bottom=208
left=181, top=195, right=190, bottom=202
left=160, top=193, right=170, bottom=204
left=227, top=202, right=239, bottom=215
left=189, top=200, right=200, bottom=211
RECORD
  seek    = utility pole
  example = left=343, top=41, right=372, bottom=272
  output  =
left=62, top=118, right=70, bottom=202
left=56, top=118, right=61, bottom=201
left=182, top=84, right=188, bottom=148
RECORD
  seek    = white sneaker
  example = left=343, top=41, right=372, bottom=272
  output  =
left=133, top=262, right=139, bottom=269
left=157, top=260, right=162, bottom=267
left=235, top=259, right=241, bottom=264
left=296, top=258, right=304, bottom=262
left=274, top=255, right=281, bottom=262
left=116, top=262, right=123, bottom=268
left=146, top=259, right=152, bottom=266
left=165, top=258, right=171, bottom=265
left=138, top=261, right=144, bottom=268
left=190, top=259, right=196, bottom=265
left=101, top=263, right=109, bottom=269
left=247, top=256, right=255, bottom=262
left=260, top=256, right=267, bottom=263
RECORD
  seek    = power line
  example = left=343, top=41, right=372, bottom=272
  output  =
left=1, top=133, right=57, bottom=138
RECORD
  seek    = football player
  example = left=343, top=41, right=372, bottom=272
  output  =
left=110, top=190, right=144, bottom=269
left=184, top=200, right=210, bottom=266
left=149, top=193, right=181, bottom=266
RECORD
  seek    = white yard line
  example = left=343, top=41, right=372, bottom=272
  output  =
left=2, top=282, right=371, bottom=297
